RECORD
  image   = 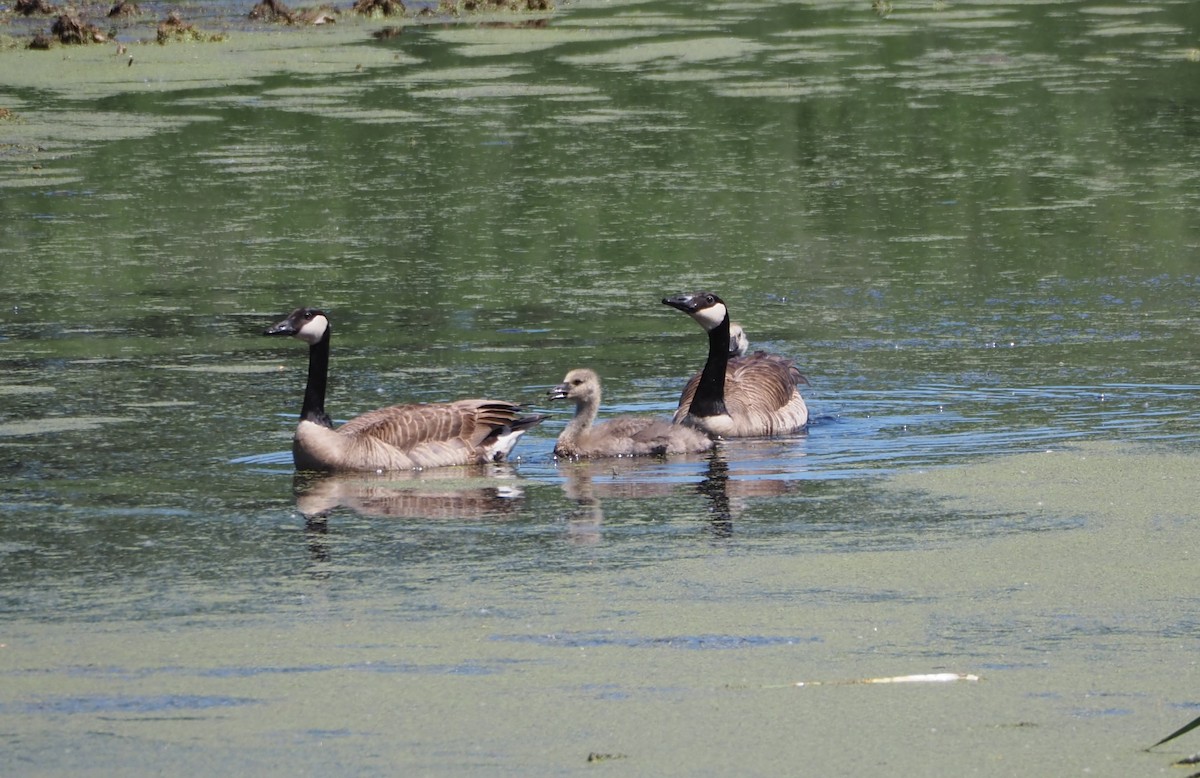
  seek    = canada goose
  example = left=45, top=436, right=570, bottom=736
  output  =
left=264, top=307, right=544, bottom=472
left=662, top=291, right=808, bottom=437
left=547, top=368, right=713, bottom=459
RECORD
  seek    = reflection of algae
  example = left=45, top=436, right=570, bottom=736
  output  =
left=159, top=361, right=286, bottom=374
left=0, top=24, right=422, bottom=98
left=1088, top=23, right=1184, bottom=37
left=0, top=416, right=131, bottom=437
left=431, top=26, right=651, bottom=57
left=383, top=64, right=528, bottom=83
left=0, top=25, right=420, bottom=185
left=412, top=82, right=596, bottom=100
left=711, top=80, right=847, bottom=100
left=560, top=36, right=768, bottom=68
left=0, top=385, right=56, bottom=396
left=0, top=109, right=216, bottom=188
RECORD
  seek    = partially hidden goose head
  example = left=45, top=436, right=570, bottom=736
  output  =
left=264, top=306, right=544, bottom=472
left=546, top=367, right=712, bottom=459
left=662, top=291, right=809, bottom=438
left=728, top=321, right=748, bottom=357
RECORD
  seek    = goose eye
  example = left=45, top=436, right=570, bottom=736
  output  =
left=705, top=295, right=715, bottom=304
left=572, top=379, right=583, bottom=386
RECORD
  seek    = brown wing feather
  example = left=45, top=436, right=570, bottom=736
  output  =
left=338, top=400, right=525, bottom=449
left=723, top=355, right=804, bottom=416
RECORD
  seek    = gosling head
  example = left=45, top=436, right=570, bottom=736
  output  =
left=547, top=368, right=602, bottom=406
left=265, top=307, right=329, bottom=345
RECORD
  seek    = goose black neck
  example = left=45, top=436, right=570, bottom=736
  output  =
left=691, top=315, right=730, bottom=418
left=301, top=329, right=334, bottom=429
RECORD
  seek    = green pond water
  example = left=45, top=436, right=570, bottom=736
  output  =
left=2, top=1, right=1200, bottom=774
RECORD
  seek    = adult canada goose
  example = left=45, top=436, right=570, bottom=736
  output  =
left=662, top=291, right=808, bottom=437
left=264, top=307, right=544, bottom=472
left=547, top=368, right=713, bottom=459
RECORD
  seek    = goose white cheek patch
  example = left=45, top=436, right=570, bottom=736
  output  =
left=691, top=302, right=727, bottom=331
left=297, top=315, right=329, bottom=345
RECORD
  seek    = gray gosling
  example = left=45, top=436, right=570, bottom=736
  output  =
left=265, top=307, right=544, bottom=472
left=662, top=292, right=808, bottom=438
left=547, top=368, right=713, bottom=459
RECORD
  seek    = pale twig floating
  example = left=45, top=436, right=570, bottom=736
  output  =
left=789, top=672, right=981, bottom=688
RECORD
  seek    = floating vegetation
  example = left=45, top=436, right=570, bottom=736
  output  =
left=456, top=0, right=554, bottom=10
left=351, top=0, right=405, bottom=17
left=460, top=0, right=553, bottom=10
left=249, top=0, right=338, bottom=25
left=50, top=13, right=107, bottom=44
left=14, top=0, right=57, bottom=15
left=295, top=5, right=338, bottom=24
left=249, top=0, right=296, bottom=22
left=354, top=0, right=552, bottom=16
left=156, top=11, right=226, bottom=43
left=107, top=0, right=139, bottom=17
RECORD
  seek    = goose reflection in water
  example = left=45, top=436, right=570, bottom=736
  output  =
left=294, top=463, right=527, bottom=523
left=695, top=452, right=799, bottom=538
left=555, top=448, right=800, bottom=542
left=294, top=464, right=528, bottom=569
left=556, top=456, right=706, bottom=545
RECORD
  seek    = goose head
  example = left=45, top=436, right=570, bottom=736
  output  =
left=662, top=291, right=728, bottom=332
left=728, top=322, right=748, bottom=357
left=548, top=368, right=602, bottom=406
left=265, top=307, right=330, bottom=345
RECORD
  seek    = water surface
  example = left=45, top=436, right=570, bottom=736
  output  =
left=2, top=0, right=1200, bottom=774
